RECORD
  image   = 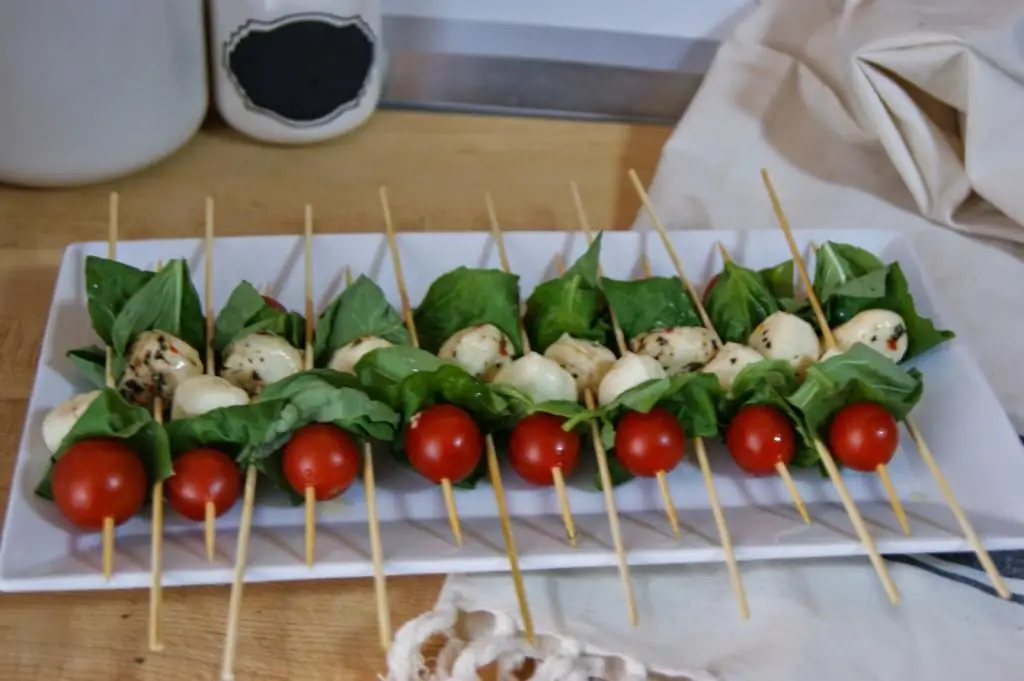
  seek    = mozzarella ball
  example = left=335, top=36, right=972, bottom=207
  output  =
left=42, top=390, right=102, bottom=453
left=544, top=333, right=617, bottom=398
left=701, top=342, right=764, bottom=392
left=493, top=352, right=577, bottom=404
left=171, top=375, right=250, bottom=421
left=631, top=326, right=719, bottom=376
left=328, top=336, right=393, bottom=374
left=120, top=330, right=203, bottom=405
left=597, top=352, right=667, bottom=406
left=438, top=324, right=514, bottom=381
left=833, top=309, right=908, bottom=363
left=222, top=333, right=303, bottom=396
left=748, top=312, right=822, bottom=372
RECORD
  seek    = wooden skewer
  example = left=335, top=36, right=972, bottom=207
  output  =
left=149, top=259, right=166, bottom=652
left=220, top=279, right=276, bottom=681
left=102, top=192, right=119, bottom=580
left=204, top=197, right=218, bottom=561
left=713, top=241, right=811, bottom=524
left=336, top=267, right=394, bottom=650
left=220, top=464, right=258, bottom=681
left=759, top=168, right=902, bottom=604
left=553, top=254, right=638, bottom=626
left=569, top=183, right=681, bottom=538
left=379, top=187, right=534, bottom=639
left=303, top=205, right=317, bottom=567
left=378, top=186, right=461, bottom=544
left=622, top=174, right=757, bottom=618
left=485, top=192, right=577, bottom=547
left=788, top=256, right=1010, bottom=600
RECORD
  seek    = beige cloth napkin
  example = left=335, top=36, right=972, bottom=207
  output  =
left=384, top=2, right=1024, bottom=679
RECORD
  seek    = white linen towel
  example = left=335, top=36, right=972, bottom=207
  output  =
left=383, top=1, right=1024, bottom=678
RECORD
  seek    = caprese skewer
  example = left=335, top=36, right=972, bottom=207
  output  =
left=367, top=186, right=535, bottom=640
left=486, top=193, right=580, bottom=546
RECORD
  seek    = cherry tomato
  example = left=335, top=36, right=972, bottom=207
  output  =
left=262, top=295, right=287, bottom=313
left=828, top=402, right=898, bottom=472
left=404, top=404, right=482, bottom=484
left=508, top=413, right=581, bottom=486
left=51, top=438, right=147, bottom=530
left=614, top=408, right=686, bottom=477
left=703, top=273, right=721, bottom=306
left=282, top=424, right=360, bottom=500
left=165, top=447, right=241, bottom=521
left=726, top=405, right=795, bottom=475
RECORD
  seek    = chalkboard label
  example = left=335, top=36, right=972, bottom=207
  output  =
left=223, top=12, right=376, bottom=127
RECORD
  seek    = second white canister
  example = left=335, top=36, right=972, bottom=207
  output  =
left=210, top=0, right=383, bottom=144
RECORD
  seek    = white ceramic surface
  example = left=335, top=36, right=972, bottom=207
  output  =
left=0, top=1, right=207, bottom=187
left=211, top=0, right=383, bottom=144
left=2, top=229, right=1023, bottom=592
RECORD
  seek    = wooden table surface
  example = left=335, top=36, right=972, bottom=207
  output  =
left=0, top=111, right=672, bottom=680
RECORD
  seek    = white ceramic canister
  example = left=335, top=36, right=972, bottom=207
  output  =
left=209, top=0, right=383, bottom=144
left=0, top=1, right=207, bottom=187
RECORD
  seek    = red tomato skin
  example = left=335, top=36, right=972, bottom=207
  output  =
left=508, top=413, right=581, bottom=486
left=613, top=408, right=686, bottom=477
left=404, top=404, right=483, bottom=484
left=51, top=438, right=147, bottom=530
left=726, top=405, right=796, bottom=475
left=262, top=295, right=287, bottom=313
left=703, top=273, right=721, bottom=306
left=282, top=424, right=360, bottom=501
left=165, top=448, right=241, bottom=521
left=828, top=402, right=898, bottom=472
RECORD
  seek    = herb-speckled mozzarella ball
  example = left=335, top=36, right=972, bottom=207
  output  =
left=543, top=333, right=617, bottom=398
left=328, top=336, right=393, bottom=374
left=438, top=324, right=514, bottom=380
left=631, top=326, right=719, bottom=376
left=42, top=390, right=102, bottom=453
left=222, top=333, right=303, bottom=396
left=120, top=330, right=203, bottom=405
left=597, top=352, right=667, bottom=406
left=701, top=342, right=763, bottom=392
left=171, top=375, right=250, bottom=421
left=833, top=309, right=908, bottom=362
left=494, top=352, right=576, bottom=403
left=748, top=311, right=821, bottom=372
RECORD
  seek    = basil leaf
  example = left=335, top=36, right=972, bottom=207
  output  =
left=719, top=360, right=817, bottom=467
left=705, top=261, right=781, bottom=343
left=66, top=345, right=111, bottom=389
left=164, top=401, right=282, bottom=458
left=527, top=400, right=586, bottom=420
left=524, top=233, right=608, bottom=352
left=248, top=369, right=400, bottom=462
left=313, top=275, right=410, bottom=365
left=822, top=263, right=954, bottom=360
left=35, top=388, right=172, bottom=499
left=213, top=281, right=305, bottom=354
left=413, top=267, right=522, bottom=355
left=110, top=258, right=205, bottom=358
left=813, top=242, right=885, bottom=302
left=601, top=276, right=700, bottom=340
left=84, top=256, right=155, bottom=347
left=758, top=260, right=796, bottom=300
left=787, top=344, right=924, bottom=436
left=360, top=348, right=520, bottom=432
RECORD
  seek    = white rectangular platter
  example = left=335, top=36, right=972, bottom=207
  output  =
left=3, top=228, right=1024, bottom=592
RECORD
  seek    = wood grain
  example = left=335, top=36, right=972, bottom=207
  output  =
left=0, top=110, right=671, bottom=680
